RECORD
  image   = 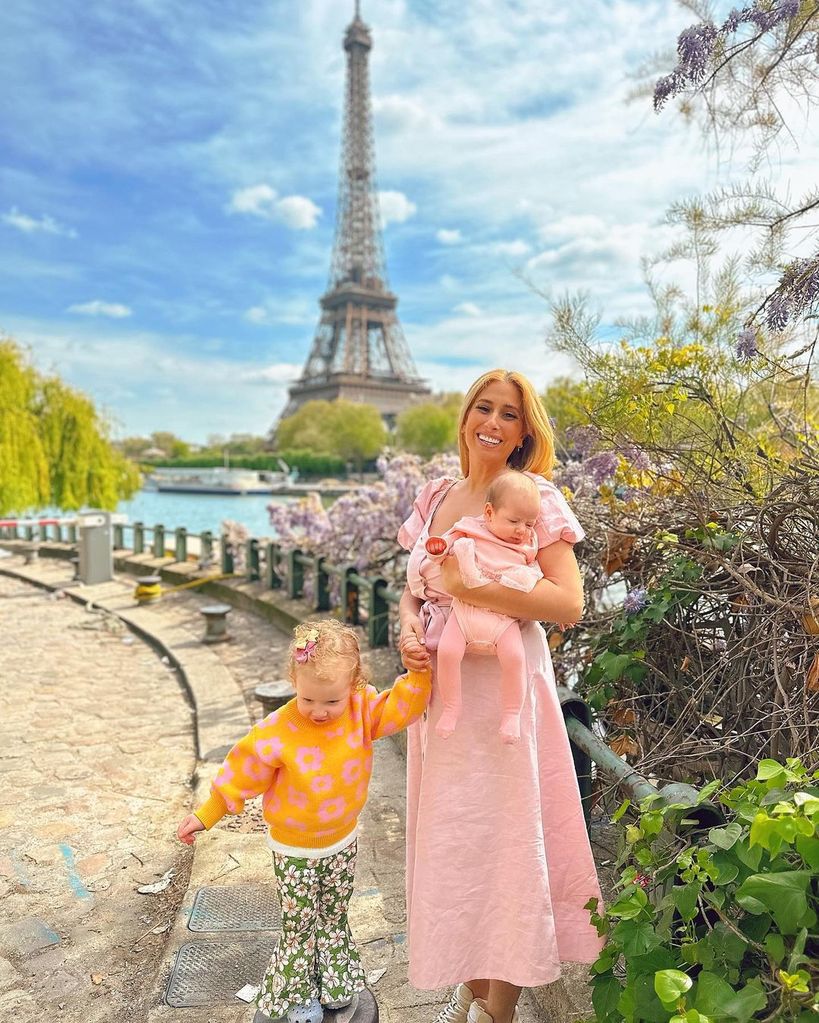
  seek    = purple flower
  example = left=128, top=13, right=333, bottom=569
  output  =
left=735, top=328, right=759, bottom=361
left=677, top=23, right=718, bottom=82
left=624, top=587, right=648, bottom=615
left=566, top=424, right=601, bottom=458
left=622, top=444, right=651, bottom=470
left=765, top=293, right=791, bottom=331
left=584, top=451, right=619, bottom=486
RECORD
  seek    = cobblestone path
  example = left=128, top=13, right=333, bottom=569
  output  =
left=0, top=573, right=195, bottom=1022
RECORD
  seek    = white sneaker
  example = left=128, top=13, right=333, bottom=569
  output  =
left=466, top=998, right=521, bottom=1023
left=434, top=983, right=476, bottom=1023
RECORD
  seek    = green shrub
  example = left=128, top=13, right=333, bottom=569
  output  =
left=586, top=759, right=818, bottom=1023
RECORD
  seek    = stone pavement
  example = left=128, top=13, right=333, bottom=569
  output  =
left=0, top=553, right=560, bottom=1023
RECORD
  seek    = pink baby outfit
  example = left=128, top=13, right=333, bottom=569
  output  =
left=441, top=515, right=542, bottom=651
left=398, top=472, right=604, bottom=989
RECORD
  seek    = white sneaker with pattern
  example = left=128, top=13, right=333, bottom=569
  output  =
left=466, top=997, right=521, bottom=1023
left=434, top=983, right=476, bottom=1023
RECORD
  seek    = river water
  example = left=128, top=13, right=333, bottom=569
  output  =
left=116, top=489, right=296, bottom=538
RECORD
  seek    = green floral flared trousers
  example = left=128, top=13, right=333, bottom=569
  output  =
left=256, top=841, right=366, bottom=1017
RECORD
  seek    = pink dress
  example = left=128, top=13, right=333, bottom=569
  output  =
left=398, top=473, right=604, bottom=989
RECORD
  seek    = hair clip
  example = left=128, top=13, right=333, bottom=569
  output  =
left=294, top=626, right=320, bottom=664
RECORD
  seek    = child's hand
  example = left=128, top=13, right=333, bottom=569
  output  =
left=177, top=814, right=205, bottom=846
left=399, top=618, right=430, bottom=671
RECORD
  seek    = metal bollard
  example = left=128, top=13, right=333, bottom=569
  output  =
left=254, top=680, right=296, bottom=716
left=135, top=574, right=162, bottom=605
left=22, top=542, right=38, bottom=566
left=153, top=524, right=165, bottom=558
left=175, top=527, right=187, bottom=563
left=200, top=604, right=232, bottom=644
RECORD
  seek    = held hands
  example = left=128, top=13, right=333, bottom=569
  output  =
left=177, top=814, right=205, bottom=846
left=398, top=617, right=430, bottom=672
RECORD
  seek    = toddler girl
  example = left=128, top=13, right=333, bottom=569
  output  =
left=177, top=619, right=431, bottom=1023
left=425, top=471, right=542, bottom=744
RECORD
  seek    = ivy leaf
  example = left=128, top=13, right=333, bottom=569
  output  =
left=671, top=882, right=701, bottom=922
left=592, top=974, right=622, bottom=1020
left=612, top=919, right=662, bottom=957
left=612, top=798, right=631, bottom=823
left=795, top=835, right=819, bottom=871
left=708, top=823, right=742, bottom=850
left=694, top=973, right=767, bottom=1022
left=655, top=968, right=693, bottom=1006
left=735, top=872, right=811, bottom=934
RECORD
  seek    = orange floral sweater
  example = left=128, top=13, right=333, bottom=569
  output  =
left=195, top=669, right=431, bottom=850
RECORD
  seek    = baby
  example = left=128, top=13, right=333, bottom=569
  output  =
left=426, top=471, right=543, bottom=744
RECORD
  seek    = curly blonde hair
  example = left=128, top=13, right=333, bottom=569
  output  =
left=288, top=619, right=368, bottom=691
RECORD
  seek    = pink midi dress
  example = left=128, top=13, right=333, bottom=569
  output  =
left=398, top=473, right=604, bottom=989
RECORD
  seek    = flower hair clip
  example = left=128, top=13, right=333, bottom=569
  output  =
left=293, top=626, right=320, bottom=664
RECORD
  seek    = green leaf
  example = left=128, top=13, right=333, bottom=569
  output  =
left=694, top=973, right=767, bottom=1023
left=612, top=798, right=631, bottom=823
left=612, top=919, right=662, bottom=957
left=608, top=886, right=649, bottom=920
left=735, top=872, right=811, bottom=934
left=709, top=853, right=739, bottom=886
left=592, top=975, right=622, bottom=1020
left=671, top=882, right=701, bottom=922
left=633, top=973, right=671, bottom=1022
left=795, top=835, right=819, bottom=870
left=733, top=840, right=763, bottom=872
left=757, top=760, right=786, bottom=784
left=655, top=969, right=693, bottom=1005
left=708, top=823, right=742, bottom=850
left=764, top=932, right=785, bottom=964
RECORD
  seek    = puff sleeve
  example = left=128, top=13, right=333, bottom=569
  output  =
left=397, top=477, right=455, bottom=551
left=528, top=474, right=585, bottom=549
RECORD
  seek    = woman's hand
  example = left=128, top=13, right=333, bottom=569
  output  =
left=439, top=555, right=470, bottom=601
left=177, top=814, right=205, bottom=846
left=399, top=616, right=430, bottom=671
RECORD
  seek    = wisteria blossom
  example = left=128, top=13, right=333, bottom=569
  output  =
left=654, top=1, right=803, bottom=110
left=623, top=587, right=649, bottom=616
left=735, top=328, right=759, bottom=361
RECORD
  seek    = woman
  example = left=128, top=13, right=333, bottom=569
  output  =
left=397, top=369, right=603, bottom=1023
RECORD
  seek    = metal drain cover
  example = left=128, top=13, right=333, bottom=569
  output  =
left=165, top=937, right=278, bottom=1007
left=189, top=884, right=281, bottom=931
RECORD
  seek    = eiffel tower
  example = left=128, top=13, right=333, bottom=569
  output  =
left=280, top=1, right=430, bottom=425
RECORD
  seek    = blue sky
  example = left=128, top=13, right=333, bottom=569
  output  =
left=2, top=0, right=814, bottom=442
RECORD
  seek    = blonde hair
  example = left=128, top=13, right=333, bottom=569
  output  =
left=485, top=470, right=540, bottom=510
left=457, top=369, right=556, bottom=479
left=288, top=619, right=368, bottom=691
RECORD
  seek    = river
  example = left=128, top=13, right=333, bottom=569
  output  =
left=116, top=489, right=296, bottom=538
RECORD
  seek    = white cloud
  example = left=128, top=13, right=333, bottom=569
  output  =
left=437, top=228, right=462, bottom=245
left=68, top=300, right=132, bottom=318
left=373, top=94, right=441, bottom=132
left=454, top=301, right=481, bottom=316
left=275, top=195, right=322, bottom=230
left=487, top=239, right=531, bottom=258
left=244, top=305, right=269, bottom=324
left=2, top=207, right=77, bottom=238
left=228, top=185, right=321, bottom=229
left=378, top=190, right=417, bottom=227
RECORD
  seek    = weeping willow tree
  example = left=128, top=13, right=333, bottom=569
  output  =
left=0, top=338, right=139, bottom=516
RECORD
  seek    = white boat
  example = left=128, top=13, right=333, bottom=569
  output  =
left=144, top=467, right=291, bottom=496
